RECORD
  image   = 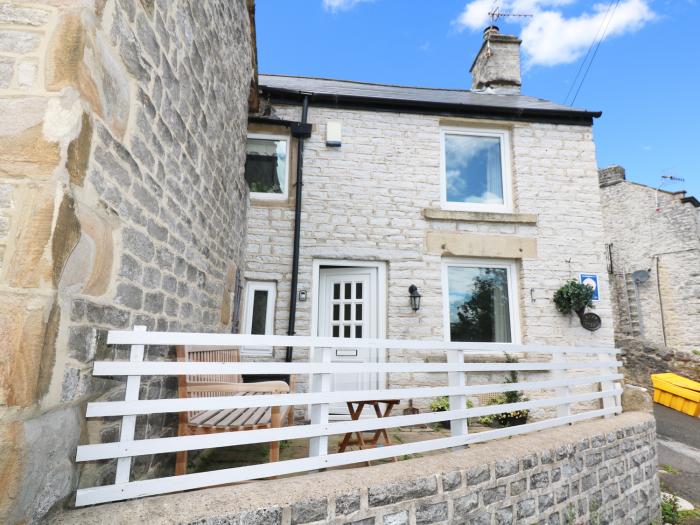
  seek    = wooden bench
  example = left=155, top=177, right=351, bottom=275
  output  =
left=175, top=346, right=295, bottom=475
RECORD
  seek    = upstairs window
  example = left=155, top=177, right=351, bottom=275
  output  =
left=440, top=128, right=512, bottom=213
left=245, top=133, right=289, bottom=200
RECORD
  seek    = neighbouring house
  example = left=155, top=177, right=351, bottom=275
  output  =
left=0, top=1, right=256, bottom=523
left=599, top=165, right=700, bottom=383
left=242, top=27, right=615, bottom=414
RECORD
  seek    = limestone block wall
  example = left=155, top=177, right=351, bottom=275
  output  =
left=45, top=412, right=661, bottom=525
left=600, top=168, right=700, bottom=351
left=0, top=1, right=253, bottom=523
left=245, top=104, right=614, bottom=404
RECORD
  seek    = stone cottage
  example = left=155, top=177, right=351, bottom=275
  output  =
left=599, top=165, right=700, bottom=382
left=0, top=0, right=256, bottom=523
left=0, top=3, right=622, bottom=520
left=242, top=28, right=614, bottom=413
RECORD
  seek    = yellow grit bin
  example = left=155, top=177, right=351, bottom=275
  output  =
left=651, top=373, right=700, bottom=417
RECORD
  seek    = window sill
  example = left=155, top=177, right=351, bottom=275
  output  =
left=423, top=208, right=537, bottom=225
left=250, top=196, right=292, bottom=207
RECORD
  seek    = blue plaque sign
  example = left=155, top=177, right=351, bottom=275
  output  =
left=579, top=273, right=599, bottom=301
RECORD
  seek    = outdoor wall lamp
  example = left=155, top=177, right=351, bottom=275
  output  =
left=408, top=285, right=422, bottom=312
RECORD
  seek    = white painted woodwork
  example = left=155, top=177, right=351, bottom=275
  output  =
left=114, top=325, right=146, bottom=485
left=76, top=407, right=619, bottom=506
left=75, top=329, right=624, bottom=507
left=318, top=267, right=378, bottom=415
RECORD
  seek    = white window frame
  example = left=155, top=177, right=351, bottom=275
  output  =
left=439, top=126, right=513, bottom=213
left=242, top=281, right=277, bottom=357
left=246, top=132, right=291, bottom=201
left=441, top=258, right=521, bottom=344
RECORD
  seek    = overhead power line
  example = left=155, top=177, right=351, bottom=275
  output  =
left=564, top=0, right=621, bottom=106
left=563, top=0, right=616, bottom=105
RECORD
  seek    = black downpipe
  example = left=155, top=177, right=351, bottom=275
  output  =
left=286, top=95, right=310, bottom=362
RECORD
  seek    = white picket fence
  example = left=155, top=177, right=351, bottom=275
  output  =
left=75, top=327, right=623, bottom=506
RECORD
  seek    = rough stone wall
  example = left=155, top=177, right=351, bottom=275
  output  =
left=0, top=1, right=252, bottom=523
left=45, top=412, right=661, bottom=525
left=470, top=34, right=522, bottom=93
left=618, top=335, right=700, bottom=387
left=245, top=105, right=614, bottom=405
left=599, top=168, right=700, bottom=351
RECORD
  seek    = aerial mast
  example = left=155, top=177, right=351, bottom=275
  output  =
left=483, top=4, right=532, bottom=57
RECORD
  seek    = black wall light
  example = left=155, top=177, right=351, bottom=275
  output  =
left=408, top=285, right=422, bottom=312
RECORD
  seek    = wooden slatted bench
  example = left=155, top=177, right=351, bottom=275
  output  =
left=175, top=346, right=295, bottom=475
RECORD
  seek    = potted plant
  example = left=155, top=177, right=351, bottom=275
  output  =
left=479, top=354, right=530, bottom=427
left=429, top=395, right=451, bottom=428
left=553, top=280, right=594, bottom=319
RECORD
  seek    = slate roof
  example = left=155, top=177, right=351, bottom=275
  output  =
left=258, top=74, right=601, bottom=125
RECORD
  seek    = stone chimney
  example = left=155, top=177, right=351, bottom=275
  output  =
left=469, top=26, right=522, bottom=94
left=598, top=165, right=626, bottom=187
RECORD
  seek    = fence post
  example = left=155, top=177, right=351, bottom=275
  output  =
left=553, top=352, right=571, bottom=418
left=114, top=325, right=146, bottom=484
left=599, top=351, right=617, bottom=416
left=309, top=346, right=330, bottom=460
left=447, top=348, right=468, bottom=445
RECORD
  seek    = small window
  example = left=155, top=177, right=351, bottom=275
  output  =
left=443, top=260, right=518, bottom=343
left=242, top=281, right=276, bottom=356
left=440, top=128, right=511, bottom=213
left=245, top=133, right=289, bottom=200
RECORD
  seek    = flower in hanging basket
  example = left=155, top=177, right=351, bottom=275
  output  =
left=553, top=280, right=594, bottom=318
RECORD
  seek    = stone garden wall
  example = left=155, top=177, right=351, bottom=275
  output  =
left=618, top=336, right=700, bottom=388
left=46, top=412, right=661, bottom=525
left=0, top=1, right=254, bottom=523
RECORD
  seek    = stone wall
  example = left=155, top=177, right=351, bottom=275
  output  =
left=618, top=336, right=700, bottom=388
left=599, top=166, right=700, bottom=352
left=45, top=412, right=661, bottom=525
left=470, top=33, right=522, bottom=93
left=245, top=103, right=614, bottom=403
left=0, top=1, right=254, bottom=523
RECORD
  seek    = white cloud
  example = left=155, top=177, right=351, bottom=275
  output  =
left=322, top=0, right=372, bottom=12
left=455, top=0, right=655, bottom=67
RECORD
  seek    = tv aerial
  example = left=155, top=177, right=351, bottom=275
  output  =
left=488, top=5, right=533, bottom=25
left=483, top=3, right=533, bottom=58
left=655, top=171, right=685, bottom=211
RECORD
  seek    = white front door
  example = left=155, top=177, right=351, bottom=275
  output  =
left=318, top=266, right=379, bottom=415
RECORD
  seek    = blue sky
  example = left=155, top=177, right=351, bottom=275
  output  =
left=256, top=1, right=699, bottom=197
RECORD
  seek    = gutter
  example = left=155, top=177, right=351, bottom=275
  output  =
left=262, top=87, right=601, bottom=126
left=286, top=94, right=311, bottom=362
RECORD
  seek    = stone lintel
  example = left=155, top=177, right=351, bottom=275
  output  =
left=426, top=231, right=537, bottom=259
left=422, top=208, right=537, bottom=225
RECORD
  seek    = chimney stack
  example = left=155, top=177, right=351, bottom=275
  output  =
left=598, top=165, right=627, bottom=187
left=469, top=26, right=522, bottom=94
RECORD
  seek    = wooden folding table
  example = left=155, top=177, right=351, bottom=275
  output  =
left=337, top=399, right=400, bottom=463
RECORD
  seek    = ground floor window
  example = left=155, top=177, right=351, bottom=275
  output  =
left=242, top=281, right=276, bottom=356
left=442, top=259, right=518, bottom=343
